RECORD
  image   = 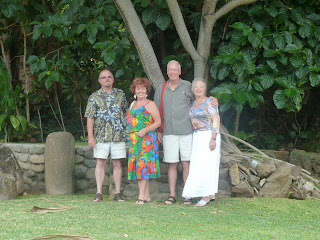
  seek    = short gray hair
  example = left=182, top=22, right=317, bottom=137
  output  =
left=167, top=60, right=181, bottom=71
left=192, top=78, right=207, bottom=90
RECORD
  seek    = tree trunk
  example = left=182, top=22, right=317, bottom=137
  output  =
left=114, top=0, right=165, bottom=90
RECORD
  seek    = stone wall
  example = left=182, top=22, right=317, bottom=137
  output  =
left=4, top=144, right=232, bottom=200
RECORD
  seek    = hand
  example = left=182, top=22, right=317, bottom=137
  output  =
left=209, top=139, right=216, bottom=151
left=209, top=96, right=219, bottom=107
left=88, top=137, right=96, bottom=148
left=157, top=131, right=163, bottom=143
left=137, top=128, right=147, bottom=138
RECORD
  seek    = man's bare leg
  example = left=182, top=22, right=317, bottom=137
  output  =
left=93, top=158, right=106, bottom=202
left=164, top=162, right=178, bottom=204
left=112, top=159, right=123, bottom=194
left=181, top=161, right=190, bottom=184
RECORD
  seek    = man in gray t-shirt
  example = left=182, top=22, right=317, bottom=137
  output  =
left=154, top=60, right=195, bottom=205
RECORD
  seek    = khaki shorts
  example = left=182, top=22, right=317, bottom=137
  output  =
left=163, top=134, right=192, bottom=163
left=94, top=142, right=126, bottom=159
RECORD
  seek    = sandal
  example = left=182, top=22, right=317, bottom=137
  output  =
left=164, top=196, right=176, bottom=205
left=196, top=199, right=210, bottom=207
left=136, top=199, right=146, bottom=204
left=92, top=193, right=103, bottom=202
left=183, top=198, right=192, bottom=205
left=113, top=193, right=125, bottom=202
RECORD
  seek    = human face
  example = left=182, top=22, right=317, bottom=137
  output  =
left=135, top=85, right=147, bottom=100
left=167, top=61, right=181, bottom=82
left=193, top=81, right=206, bottom=98
left=98, top=70, right=114, bottom=89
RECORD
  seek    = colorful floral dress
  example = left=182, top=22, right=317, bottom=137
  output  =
left=127, top=104, right=160, bottom=180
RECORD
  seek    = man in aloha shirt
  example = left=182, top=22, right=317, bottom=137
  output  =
left=85, top=69, right=128, bottom=202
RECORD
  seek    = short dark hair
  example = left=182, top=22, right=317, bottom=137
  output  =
left=130, top=78, right=152, bottom=94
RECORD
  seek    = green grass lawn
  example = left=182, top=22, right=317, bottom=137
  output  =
left=0, top=194, right=319, bottom=240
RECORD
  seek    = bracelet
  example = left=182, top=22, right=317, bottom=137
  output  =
left=211, top=137, right=216, bottom=140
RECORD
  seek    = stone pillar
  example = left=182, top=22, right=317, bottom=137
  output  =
left=45, top=132, right=75, bottom=194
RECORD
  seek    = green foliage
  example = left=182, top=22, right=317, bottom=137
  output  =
left=0, top=68, right=35, bottom=142
left=210, top=0, right=320, bottom=113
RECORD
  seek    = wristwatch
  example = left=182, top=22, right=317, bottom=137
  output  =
left=211, top=137, right=216, bottom=140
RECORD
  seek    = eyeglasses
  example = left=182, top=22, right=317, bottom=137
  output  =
left=99, top=76, right=113, bottom=79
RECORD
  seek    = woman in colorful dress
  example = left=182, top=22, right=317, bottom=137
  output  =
left=182, top=78, right=221, bottom=207
left=127, top=78, right=161, bottom=204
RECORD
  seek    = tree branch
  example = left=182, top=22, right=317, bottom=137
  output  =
left=209, top=0, right=258, bottom=23
left=166, top=0, right=201, bottom=61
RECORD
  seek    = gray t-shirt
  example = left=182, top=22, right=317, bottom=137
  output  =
left=154, top=79, right=195, bottom=135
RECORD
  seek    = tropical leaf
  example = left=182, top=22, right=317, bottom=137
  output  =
left=16, top=115, right=27, bottom=133
left=274, top=33, right=286, bottom=49
left=155, top=12, right=171, bottom=31
left=142, top=7, right=158, bottom=25
left=309, top=73, right=320, bottom=87
left=284, top=87, right=299, bottom=97
left=273, top=89, right=286, bottom=109
left=0, top=114, right=8, bottom=131
left=298, top=24, right=312, bottom=39
left=260, top=74, right=274, bottom=89
left=284, top=44, right=299, bottom=53
left=289, top=55, right=305, bottom=68
left=10, top=115, right=20, bottom=130
left=265, top=7, right=278, bottom=17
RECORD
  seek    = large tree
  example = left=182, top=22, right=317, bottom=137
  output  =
left=114, top=0, right=257, bottom=89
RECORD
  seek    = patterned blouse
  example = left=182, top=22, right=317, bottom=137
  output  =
left=189, top=98, right=220, bottom=133
left=85, top=87, right=128, bottom=142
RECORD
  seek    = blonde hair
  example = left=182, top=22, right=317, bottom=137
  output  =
left=192, top=78, right=207, bottom=90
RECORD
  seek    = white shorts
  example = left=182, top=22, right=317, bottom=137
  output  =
left=163, top=134, right=192, bottom=163
left=94, top=142, right=126, bottom=159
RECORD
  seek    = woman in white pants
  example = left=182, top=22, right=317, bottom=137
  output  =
left=182, top=78, right=221, bottom=207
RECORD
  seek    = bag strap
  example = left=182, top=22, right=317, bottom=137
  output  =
left=129, top=101, right=135, bottom=111
left=160, top=82, right=167, bottom=121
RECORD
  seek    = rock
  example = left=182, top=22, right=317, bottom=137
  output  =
left=288, top=185, right=306, bottom=200
left=301, top=181, right=314, bottom=195
left=75, top=155, right=85, bottom=164
left=159, top=162, right=168, bottom=174
left=218, top=179, right=232, bottom=192
left=159, top=182, right=170, bottom=193
left=45, top=132, right=75, bottom=194
left=229, top=164, right=240, bottom=185
left=31, top=164, right=44, bottom=173
left=84, top=159, right=96, bottom=168
left=86, top=168, right=95, bottom=179
left=16, top=153, right=29, bottom=163
left=308, top=152, right=320, bottom=174
left=219, top=168, right=229, bottom=179
left=0, top=145, right=24, bottom=200
left=256, top=160, right=276, bottom=178
left=75, top=147, right=84, bottom=155
left=259, top=164, right=292, bottom=198
left=75, top=164, right=88, bottom=178
left=29, top=147, right=44, bottom=155
left=232, top=180, right=254, bottom=198
left=289, top=150, right=312, bottom=173
left=291, top=166, right=302, bottom=178
left=0, top=173, right=17, bottom=200
left=30, top=155, right=45, bottom=164
left=240, top=158, right=252, bottom=169
left=248, top=173, right=260, bottom=189
left=259, top=178, right=266, bottom=187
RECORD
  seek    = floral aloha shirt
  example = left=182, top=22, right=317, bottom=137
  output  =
left=84, top=87, right=128, bottom=143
